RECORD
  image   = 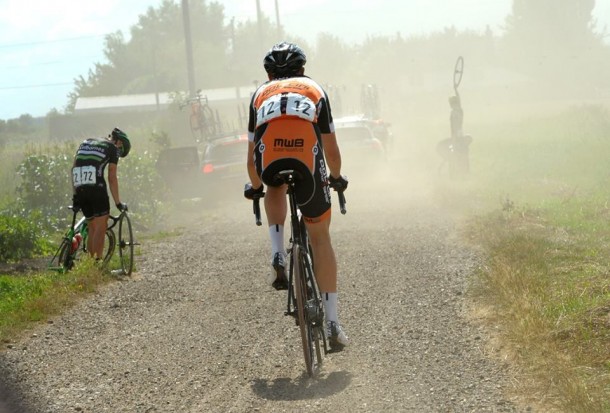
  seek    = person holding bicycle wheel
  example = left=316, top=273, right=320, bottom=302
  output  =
left=244, top=42, right=349, bottom=351
left=71, top=128, right=130, bottom=261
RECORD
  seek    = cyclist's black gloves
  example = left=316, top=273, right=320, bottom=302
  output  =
left=244, top=183, right=264, bottom=200
left=116, top=202, right=128, bottom=212
left=328, top=175, right=349, bottom=191
left=71, top=194, right=81, bottom=211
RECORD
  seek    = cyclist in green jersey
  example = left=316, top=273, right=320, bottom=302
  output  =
left=71, top=128, right=131, bottom=260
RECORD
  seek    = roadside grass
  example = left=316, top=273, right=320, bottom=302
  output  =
left=0, top=132, right=184, bottom=343
left=0, top=259, right=111, bottom=343
left=460, top=105, right=610, bottom=412
left=0, top=212, right=189, bottom=343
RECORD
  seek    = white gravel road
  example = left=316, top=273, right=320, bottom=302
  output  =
left=0, top=156, right=531, bottom=413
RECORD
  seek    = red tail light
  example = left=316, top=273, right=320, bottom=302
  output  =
left=202, top=163, right=214, bottom=174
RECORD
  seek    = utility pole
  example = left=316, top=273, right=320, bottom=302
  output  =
left=274, top=0, right=281, bottom=39
left=182, top=0, right=196, bottom=97
left=255, top=0, right=264, bottom=55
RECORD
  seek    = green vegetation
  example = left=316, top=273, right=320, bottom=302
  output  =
left=0, top=1, right=609, bottom=410
left=0, top=140, right=165, bottom=261
left=0, top=259, right=108, bottom=342
left=461, top=105, right=610, bottom=412
left=0, top=213, right=51, bottom=262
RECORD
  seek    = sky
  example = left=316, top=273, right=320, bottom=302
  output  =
left=1, top=0, right=609, bottom=120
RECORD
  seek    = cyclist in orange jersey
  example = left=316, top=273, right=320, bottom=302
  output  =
left=244, top=42, right=349, bottom=350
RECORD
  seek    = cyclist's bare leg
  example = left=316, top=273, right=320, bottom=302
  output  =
left=304, top=218, right=337, bottom=293
left=264, top=185, right=289, bottom=288
left=263, top=184, right=287, bottom=225
left=87, top=215, right=109, bottom=259
left=306, top=217, right=348, bottom=348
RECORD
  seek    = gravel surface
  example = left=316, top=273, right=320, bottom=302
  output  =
left=0, top=160, right=531, bottom=413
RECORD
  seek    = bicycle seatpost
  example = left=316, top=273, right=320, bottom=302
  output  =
left=68, top=205, right=79, bottom=230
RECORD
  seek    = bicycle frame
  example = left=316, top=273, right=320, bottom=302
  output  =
left=48, top=207, right=117, bottom=272
left=48, top=207, right=87, bottom=272
left=181, top=89, right=221, bottom=143
left=252, top=169, right=347, bottom=376
left=283, top=176, right=323, bottom=326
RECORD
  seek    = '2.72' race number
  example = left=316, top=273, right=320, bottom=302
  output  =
left=72, top=165, right=96, bottom=187
left=256, top=93, right=316, bottom=127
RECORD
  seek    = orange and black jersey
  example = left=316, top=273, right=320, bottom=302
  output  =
left=247, top=75, right=335, bottom=140
left=247, top=76, right=335, bottom=221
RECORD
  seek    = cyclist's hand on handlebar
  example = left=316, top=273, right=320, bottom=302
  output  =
left=244, top=182, right=264, bottom=200
left=116, top=202, right=128, bottom=212
left=328, top=175, right=349, bottom=191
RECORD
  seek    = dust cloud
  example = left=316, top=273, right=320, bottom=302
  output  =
left=151, top=2, right=610, bottom=231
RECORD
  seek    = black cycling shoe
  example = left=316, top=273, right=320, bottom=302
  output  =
left=272, top=253, right=288, bottom=290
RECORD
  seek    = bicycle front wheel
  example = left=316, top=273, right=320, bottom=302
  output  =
left=118, top=213, right=134, bottom=275
left=293, top=244, right=316, bottom=377
left=102, top=229, right=116, bottom=268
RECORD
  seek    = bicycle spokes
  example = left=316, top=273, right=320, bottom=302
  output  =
left=118, top=212, right=134, bottom=275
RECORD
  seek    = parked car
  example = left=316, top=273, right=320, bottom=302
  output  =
left=156, top=145, right=202, bottom=199
left=200, top=133, right=249, bottom=199
left=155, top=134, right=249, bottom=200
left=157, top=116, right=393, bottom=199
left=333, top=115, right=393, bottom=167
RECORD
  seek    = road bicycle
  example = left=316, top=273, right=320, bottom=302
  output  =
left=437, top=55, right=472, bottom=176
left=180, top=89, right=222, bottom=143
left=48, top=206, right=136, bottom=275
left=252, top=171, right=347, bottom=377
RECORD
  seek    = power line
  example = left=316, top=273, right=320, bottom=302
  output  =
left=0, top=82, right=73, bottom=91
left=2, top=57, right=101, bottom=70
left=0, top=34, right=107, bottom=49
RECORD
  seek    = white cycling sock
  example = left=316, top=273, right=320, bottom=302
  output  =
left=269, top=224, right=285, bottom=256
left=323, top=292, right=338, bottom=324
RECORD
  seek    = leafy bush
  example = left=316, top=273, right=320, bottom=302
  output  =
left=118, top=150, right=168, bottom=229
left=15, top=143, right=73, bottom=231
left=0, top=213, right=49, bottom=261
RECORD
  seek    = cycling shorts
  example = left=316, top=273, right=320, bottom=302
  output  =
left=253, top=119, right=332, bottom=223
left=75, top=186, right=110, bottom=219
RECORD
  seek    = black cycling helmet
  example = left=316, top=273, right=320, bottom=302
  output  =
left=263, top=42, right=306, bottom=78
left=111, top=127, right=131, bottom=157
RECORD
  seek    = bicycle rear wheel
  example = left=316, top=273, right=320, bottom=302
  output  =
left=300, top=217, right=326, bottom=359
left=118, top=213, right=134, bottom=275
left=50, top=238, right=73, bottom=272
left=305, top=254, right=325, bottom=363
left=293, top=243, right=317, bottom=377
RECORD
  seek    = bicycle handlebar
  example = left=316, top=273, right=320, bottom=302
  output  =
left=67, top=204, right=128, bottom=232
left=337, top=190, right=347, bottom=215
left=252, top=193, right=264, bottom=226
left=251, top=189, right=347, bottom=225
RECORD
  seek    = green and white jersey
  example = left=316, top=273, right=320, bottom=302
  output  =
left=72, top=138, right=119, bottom=188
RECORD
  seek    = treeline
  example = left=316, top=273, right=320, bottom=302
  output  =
left=0, top=115, right=46, bottom=142
left=2, top=0, right=609, bottom=129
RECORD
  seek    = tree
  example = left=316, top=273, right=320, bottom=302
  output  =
left=66, top=0, right=230, bottom=111
left=501, top=0, right=609, bottom=91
